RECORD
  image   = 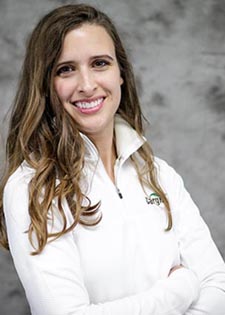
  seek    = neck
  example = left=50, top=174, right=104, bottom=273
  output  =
left=89, top=131, right=117, bottom=183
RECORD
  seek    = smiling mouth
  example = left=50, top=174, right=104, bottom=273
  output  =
left=73, top=97, right=104, bottom=109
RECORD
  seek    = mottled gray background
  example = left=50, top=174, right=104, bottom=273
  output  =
left=0, top=0, right=225, bottom=314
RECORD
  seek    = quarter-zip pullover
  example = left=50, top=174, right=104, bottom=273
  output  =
left=3, top=116, right=225, bottom=315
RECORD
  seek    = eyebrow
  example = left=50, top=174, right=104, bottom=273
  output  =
left=56, top=54, right=115, bottom=68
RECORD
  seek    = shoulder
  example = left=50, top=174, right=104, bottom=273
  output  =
left=154, top=156, right=179, bottom=180
left=5, top=161, right=35, bottom=191
left=153, top=157, right=198, bottom=219
left=153, top=156, right=185, bottom=201
left=3, top=161, right=35, bottom=223
left=3, top=161, right=73, bottom=230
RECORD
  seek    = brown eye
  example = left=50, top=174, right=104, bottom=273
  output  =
left=56, top=65, right=74, bottom=76
left=93, top=59, right=110, bottom=68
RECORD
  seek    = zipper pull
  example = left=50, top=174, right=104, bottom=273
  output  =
left=116, top=187, right=123, bottom=199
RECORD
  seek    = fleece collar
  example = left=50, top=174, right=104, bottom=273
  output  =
left=81, top=115, right=146, bottom=163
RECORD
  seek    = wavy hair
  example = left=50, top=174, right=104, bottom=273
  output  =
left=0, top=4, right=172, bottom=254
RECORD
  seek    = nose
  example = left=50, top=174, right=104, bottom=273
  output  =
left=77, top=69, right=97, bottom=94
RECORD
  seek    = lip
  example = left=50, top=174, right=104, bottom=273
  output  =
left=72, top=96, right=105, bottom=105
left=72, top=96, right=105, bottom=114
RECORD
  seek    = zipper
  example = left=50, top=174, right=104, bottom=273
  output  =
left=89, top=151, right=124, bottom=200
left=114, top=157, right=123, bottom=199
left=116, top=187, right=123, bottom=199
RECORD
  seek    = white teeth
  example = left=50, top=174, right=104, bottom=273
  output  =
left=74, top=98, right=103, bottom=109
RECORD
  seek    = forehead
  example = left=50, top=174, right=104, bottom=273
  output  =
left=58, top=24, right=115, bottom=61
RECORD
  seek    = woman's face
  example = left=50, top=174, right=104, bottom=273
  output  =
left=54, top=23, right=123, bottom=140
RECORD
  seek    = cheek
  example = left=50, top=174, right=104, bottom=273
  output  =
left=54, top=79, right=74, bottom=101
left=102, top=72, right=122, bottom=94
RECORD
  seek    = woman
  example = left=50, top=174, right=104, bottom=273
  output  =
left=0, top=4, right=225, bottom=315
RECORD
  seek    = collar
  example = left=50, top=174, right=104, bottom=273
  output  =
left=81, top=115, right=146, bottom=163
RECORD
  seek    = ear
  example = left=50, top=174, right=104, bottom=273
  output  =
left=120, top=76, right=124, bottom=85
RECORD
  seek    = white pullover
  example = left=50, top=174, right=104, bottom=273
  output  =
left=3, top=116, right=225, bottom=315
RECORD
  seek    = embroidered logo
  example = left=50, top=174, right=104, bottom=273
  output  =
left=145, top=193, right=162, bottom=206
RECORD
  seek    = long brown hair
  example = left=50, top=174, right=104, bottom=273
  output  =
left=0, top=4, right=172, bottom=254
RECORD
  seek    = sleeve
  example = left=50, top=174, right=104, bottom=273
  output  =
left=160, top=160, right=225, bottom=315
left=3, top=170, right=200, bottom=315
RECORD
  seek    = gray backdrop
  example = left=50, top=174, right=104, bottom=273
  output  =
left=0, top=0, right=225, bottom=314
